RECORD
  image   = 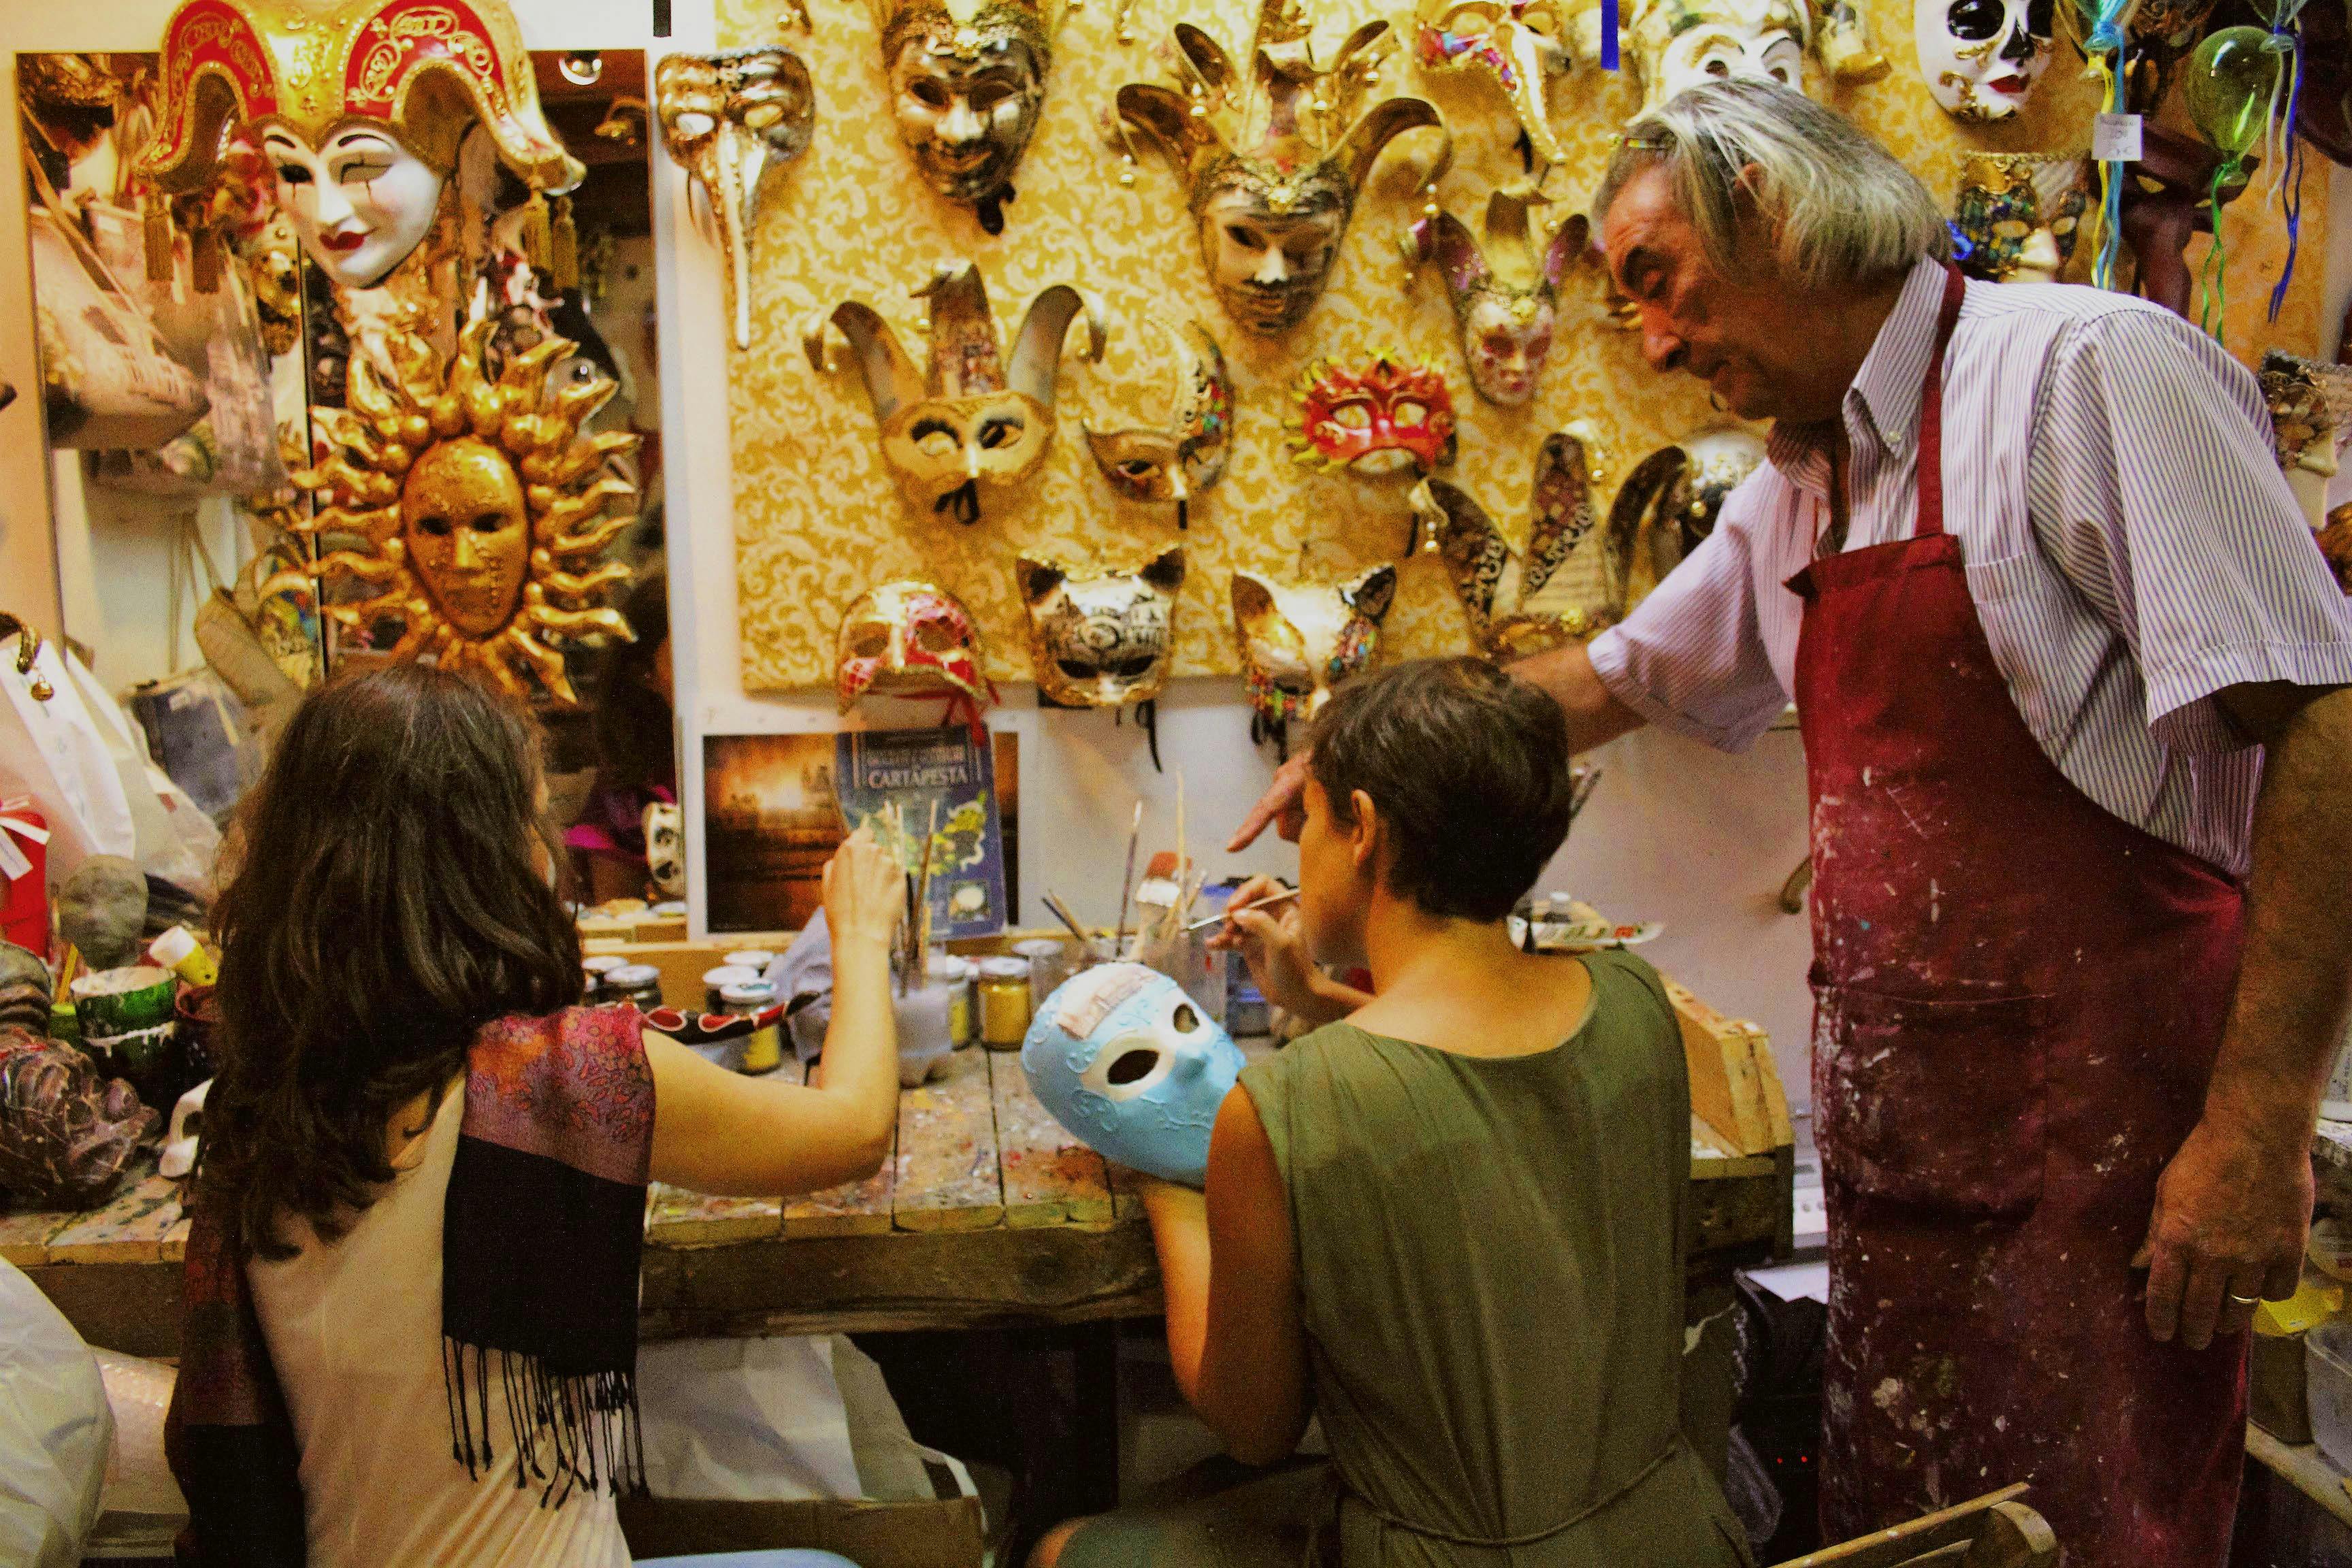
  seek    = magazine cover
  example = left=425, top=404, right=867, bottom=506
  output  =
left=834, top=728, right=1009, bottom=941
left=702, top=729, right=1017, bottom=934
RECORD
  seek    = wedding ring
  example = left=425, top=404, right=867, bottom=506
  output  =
left=2227, top=1291, right=2262, bottom=1307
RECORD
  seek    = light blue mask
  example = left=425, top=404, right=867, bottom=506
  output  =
left=1021, top=962, right=1244, bottom=1188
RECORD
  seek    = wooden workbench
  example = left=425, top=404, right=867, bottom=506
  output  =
left=9, top=972, right=1795, bottom=1358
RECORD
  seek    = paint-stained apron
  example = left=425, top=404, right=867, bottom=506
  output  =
left=1788, top=265, right=2248, bottom=1566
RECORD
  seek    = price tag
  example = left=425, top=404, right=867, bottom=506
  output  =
left=2093, top=112, right=2143, bottom=164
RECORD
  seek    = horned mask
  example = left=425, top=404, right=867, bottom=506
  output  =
left=1411, top=426, right=1606, bottom=660
left=805, top=261, right=1106, bottom=525
left=1113, top=0, right=1448, bottom=336
left=1413, top=0, right=1573, bottom=165
left=656, top=49, right=816, bottom=351
left=1605, top=426, right=1765, bottom=617
left=1082, top=317, right=1234, bottom=524
left=1408, top=190, right=1586, bottom=406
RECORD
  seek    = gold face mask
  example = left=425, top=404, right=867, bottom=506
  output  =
left=1016, top=547, right=1186, bottom=708
left=806, top=262, right=1105, bottom=525
left=656, top=49, right=816, bottom=351
left=1411, top=425, right=1605, bottom=660
left=1081, top=317, right=1233, bottom=521
left=399, top=437, right=532, bottom=638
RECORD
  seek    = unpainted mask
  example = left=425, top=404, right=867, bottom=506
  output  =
left=836, top=580, right=996, bottom=713
left=1916, top=0, right=2053, bottom=120
left=1082, top=316, right=1233, bottom=511
left=1288, top=353, right=1457, bottom=476
left=1411, top=425, right=1605, bottom=660
left=1016, top=547, right=1185, bottom=708
left=399, top=436, right=532, bottom=640
left=1230, top=564, right=1399, bottom=728
left=656, top=48, right=816, bottom=351
left=1953, top=152, right=2087, bottom=283
left=1020, top=962, right=1245, bottom=1188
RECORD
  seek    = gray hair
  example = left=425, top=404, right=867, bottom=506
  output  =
left=1592, top=79, right=1950, bottom=292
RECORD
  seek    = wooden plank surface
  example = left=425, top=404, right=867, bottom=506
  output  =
left=783, top=1056, right=896, bottom=1238
left=647, top=1183, right=783, bottom=1248
left=47, top=1175, right=182, bottom=1265
left=2247, top=1424, right=2352, bottom=1530
left=890, top=1045, right=1004, bottom=1232
left=989, top=1051, right=1113, bottom=1228
left=0, top=1205, right=71, bottom=1266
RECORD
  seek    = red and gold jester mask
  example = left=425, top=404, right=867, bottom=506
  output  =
left=836, top=581, right=998, bottom=715
left=1287, top=352, right=1456, bottom=476
left=1414, top=0, right=1573, bottom=165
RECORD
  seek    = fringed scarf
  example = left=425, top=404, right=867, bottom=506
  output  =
left=164, top=1004, right=655, bottom=1568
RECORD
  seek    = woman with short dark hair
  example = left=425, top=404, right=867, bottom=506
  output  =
left=1040, top=657, right=1750, bottom=1567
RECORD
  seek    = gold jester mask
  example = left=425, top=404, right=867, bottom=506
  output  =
left=1081, top=316, right=1233, bottom=526
left=1411, top=425, right=1607, bottom=660
left=1604, top=425, right=1765, bottom=619
left=805, top=261, right=1105, bottom=525
left=656, top=48, right=816, bottom=351
left=280, top=311, right=637, bottom=703
left=1407, top=189, right=1586, bottom=408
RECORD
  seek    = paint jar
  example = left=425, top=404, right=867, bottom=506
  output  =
left=582, top=953, right=627, bottom=1000
left=722, top=949, right=778, bottom=975
left=1013, top=938, right=1073, bottom=1014
left=893, top=963, right=957, bottom=1087
left=85, top=1022, right=179, bottom=1111
left=938, top=956, right=977, bottom=1047
left=72, top=966, right=178, bottom=1039
left=703, top=964, right=760, bottom=1012
left=722, top=980, right=783, bottom=1075
left=146, top=926, right=218, bottom=987
left=977, top=957, right=1032, bottom=1051
left=606, top=964, right=665, bottom=1010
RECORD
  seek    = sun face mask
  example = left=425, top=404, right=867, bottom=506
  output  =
left=1413, top=0, right=1573, bottom=165
left=1082, top=316, right=1233, bottom=525
left=141, top=0, right=582, bottom=289
left=1915, top=0, right=2052, bottom=120
left=806, top=262, right=1105, bottom=525
left=1230, top=563, right=1399, bottom=730
left=877, top=0, right=1063, bottom=229
left=278, top=312, right=636, bottom=704
left=835, top=580, right=996, bottom=715
left=1409, top=190, right=1585, bottom=407
left=1411, top=425, right=1605, bottom=660
left=2258, top=351, right=2352, bottom=530
left=1952, top=152, right=2087, bottom=284
left=1016, top=547, right=1185, bottom=708
left=1287, top=353, right=1456, bottom=476
left=656, top=49, right=816, bottom=351
left=1604, top=425, right=1765, bottom=618
left=1021, top=962, right=1245, bottom=1188
left=1114, top=0, right=1448, bottom=337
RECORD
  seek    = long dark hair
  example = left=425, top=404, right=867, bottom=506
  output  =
left=203, top=664, right=585, bottom=1259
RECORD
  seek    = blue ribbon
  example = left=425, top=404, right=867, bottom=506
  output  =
left=1601, top=0, right=1619, bottom=70
left=2266, top=27, right=2306, bottom=321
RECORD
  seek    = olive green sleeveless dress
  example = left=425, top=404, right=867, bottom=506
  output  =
left=1062, top=950, right=1754, bottom=1568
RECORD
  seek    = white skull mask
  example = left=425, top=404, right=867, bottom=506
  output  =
left=1914, top=0, right=2053, bottom=120
left=1020, top=963, right=1245, bottom=1187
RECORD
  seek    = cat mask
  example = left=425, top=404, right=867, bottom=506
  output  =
left=1230, top=563, right=1399, bottom=729
left=1016, top=546, right=1186, bottom=708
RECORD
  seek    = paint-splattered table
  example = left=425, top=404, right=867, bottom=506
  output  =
left=7, top=984, right=1795, bottom=1357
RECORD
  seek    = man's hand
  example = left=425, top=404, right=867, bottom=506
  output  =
left=2138, top=1112, right=2310, bottom=1349
left=1228, top=752, right=1311, bottom=852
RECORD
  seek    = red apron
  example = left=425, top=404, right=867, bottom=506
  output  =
left=1788, top=265, right=2249, bottom=1566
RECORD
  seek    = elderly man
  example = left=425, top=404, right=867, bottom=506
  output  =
left=1233, top=80, right=2352, bottom=1563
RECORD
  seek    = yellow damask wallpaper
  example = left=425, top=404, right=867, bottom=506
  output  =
left=717, top=0, right=2333, bottom=689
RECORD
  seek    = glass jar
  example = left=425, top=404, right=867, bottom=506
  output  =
left=1012, top=937, right=1073, bottom=1013
left=938, top=956, right=977, bottom=1047
left=894, top=959, right=958, bottom=1086
left=721, top=980, right=783, bottom=1074
left=582, top=953, right=627, bottom=1000
left=703, top=964, right=760, bottom=1012
left=977, top=956, right=1033, bottom=1051
left=606, top=964, right=664, bottom=1010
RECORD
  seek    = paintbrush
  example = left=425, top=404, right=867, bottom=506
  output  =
left=1041, top=890, right=1093, bottom=946
left=1111, top=799, right=1143, bottom=961
left=1184, top=886, right=1300, bottom=932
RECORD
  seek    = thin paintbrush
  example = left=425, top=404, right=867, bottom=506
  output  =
left=1041, top=890, right=1093, bottom=945
left=1111, top=799, right=1143, bottom=961
left=1183, top=886, right=1300, bottom=932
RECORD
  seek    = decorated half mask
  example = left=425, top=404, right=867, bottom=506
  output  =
left=1915, top=0, right=2052, bottom=120
left=1114, top=0, right=1448, bottom=336
left=1287, top=353, right=1456, bottom=476
left=2258, top=350, right=2352, bottom=530
left=1016, top=547, right=1186, bottom=708
left=836, top=581, right=996, bottom=713
left=1414, top=0, right=1572, bottom=165
left=1601, top=0, right=1885, bottom=118
left=1953, top=153, right=2087, bottom=284
left=1411, top=425, right=1605, bottom=660
left=656, top=49, right=816, bottom=352
left=806, top=262, right=1105, bottom=525
left=279, top=312, right=636, bottom=703
left=140, top=0, right=582, bottom=289
left=1022, top=962, right=1245, bottom=1187
left=1605, top=426, right=1765, bottom=617
left=876, top=0, right=1063, bottom=227
left=1409, top=190, right=1585, bottom=407
left=1082, top=317, right=1234, bottom=523
left=1230, top=564, right=1399, bottom=728
left=644, top=800, right=685, bottom=898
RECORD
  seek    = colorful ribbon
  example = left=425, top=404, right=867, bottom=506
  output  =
left=2076, top=0, right=2132, bottom=291
left=2265, top=19, right=2306, bottom=321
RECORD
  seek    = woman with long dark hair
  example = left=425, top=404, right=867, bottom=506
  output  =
left=167, top=664, right=902, bottom=1568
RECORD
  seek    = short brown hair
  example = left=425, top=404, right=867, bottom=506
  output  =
left=1309, top=658, right=1575, bottom=921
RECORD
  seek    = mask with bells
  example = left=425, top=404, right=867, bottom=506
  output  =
left=1113, top=0, right=1448, bottom=337
left=2257, top=351, right=2352, bottom=532
left=877, top=0, right=1064, bottom=228
left=1082, top=317, right=1233, bottom=529
left=1413, top=0, right=1573, bottom=166
left=1411, top=425, right=1606, bottom=661
left=835, top=581, right=997, bottom=715
left=1605, top=426, right=1765, bottom=619
left=1015, top=547, right=1186, bottom=708
left=1021, top=962, right=1245, bottom=1187
left=1916, top=0, right=2052, bottom=120
left=806, top=261, right=1105, bottom=525
left=1407, top=190, right=1584, bottom=407
left=1952, top=153, right=2087, bottom=284
left=1288, top=353, right=1456, bottom=476
left=1230, top=564, right=1399, bottom=730
left=140, top=0, right=581, bottom=290
left=655, top=49, right=815, bottom=351
left=278, top=312, right=636, bottom=704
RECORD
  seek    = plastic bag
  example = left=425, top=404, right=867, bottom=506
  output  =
left=0, top=1257, right=112, bottom=1568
